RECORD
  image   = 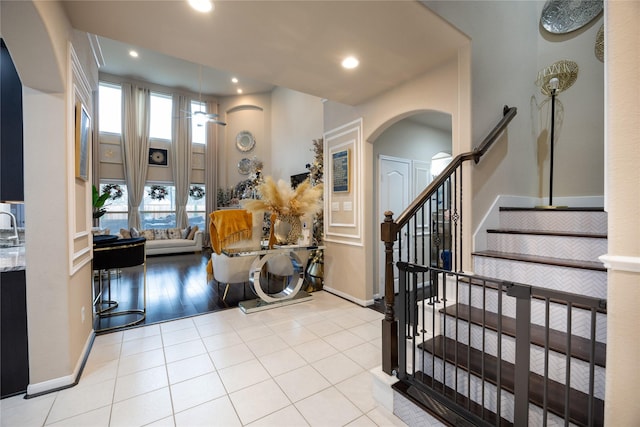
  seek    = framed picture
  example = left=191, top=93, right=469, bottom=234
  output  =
left=332, top=149, right=350, bottom=193
left=75, top=101, right=90, bottom=181
left=149, top=148, right=168, bottom=166
left=290, top=172, right=309, bottom=188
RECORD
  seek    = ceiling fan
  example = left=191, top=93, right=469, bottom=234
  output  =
left=182, top=65, right=226, bottom=127
left=188, top=109, right=226, bottom=127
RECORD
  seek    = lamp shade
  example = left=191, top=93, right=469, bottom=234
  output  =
left=536, top=59, right=579, bottom=96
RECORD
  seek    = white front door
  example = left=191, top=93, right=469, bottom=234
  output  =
left=377, top=156, right=411, bottom=297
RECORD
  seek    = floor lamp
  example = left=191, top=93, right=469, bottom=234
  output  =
left=535, top=60, right=579, bottom=209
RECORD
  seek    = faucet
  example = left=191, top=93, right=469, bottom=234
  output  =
left=0, top=211, right=19, bottom=243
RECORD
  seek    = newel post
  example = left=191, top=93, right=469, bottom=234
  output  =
left=381, top=211, right=398, bottom=375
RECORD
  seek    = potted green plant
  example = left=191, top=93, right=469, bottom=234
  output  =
left=92, top=185, right=110, bottom=219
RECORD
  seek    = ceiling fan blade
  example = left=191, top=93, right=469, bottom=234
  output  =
left=178, top=110, right=226, bottom=125
left=207, top=118, right=227, bottom=126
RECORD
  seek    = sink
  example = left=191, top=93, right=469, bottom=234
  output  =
left=0, top=242, right=22, bottom=248
left=0, top=244, right=25, bottom=271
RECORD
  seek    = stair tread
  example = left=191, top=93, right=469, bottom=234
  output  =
left=421, top=335, right=605, bottom=426
left=472, top=250, right=606, bottom=271
left=487, top=228, right=607, bottom=239
left=393, top=374, right=513, bottom=426
left=499, top=207, right=605, bottom=212
left=441, top=303, right=606, bottom=367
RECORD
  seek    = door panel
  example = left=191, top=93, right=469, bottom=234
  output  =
left=378, top=156, right=410, bottom=296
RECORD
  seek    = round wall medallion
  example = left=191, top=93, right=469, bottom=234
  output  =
left=540, top=0, right=603, bottom=34
left=236, top=131, right=256, bottom=152
left=238, top=158, right=252, bottom=175
left=595, top=24, right=604, bottom=62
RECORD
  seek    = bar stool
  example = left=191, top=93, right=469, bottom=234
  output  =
left=92, top=237, right=147, bottom=332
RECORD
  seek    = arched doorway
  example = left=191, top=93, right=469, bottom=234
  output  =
left=372, top=111, right=452, bottom=298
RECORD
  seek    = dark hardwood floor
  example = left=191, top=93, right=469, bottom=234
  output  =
left=94, top=249, right=258, bottom=333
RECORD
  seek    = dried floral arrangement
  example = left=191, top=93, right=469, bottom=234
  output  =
left=243, top=176, right=323, bottom=217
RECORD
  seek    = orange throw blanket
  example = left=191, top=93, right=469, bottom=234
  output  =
left=206, top=209, right=253, bottom=278
left=209, top=209, right=253, bottom=255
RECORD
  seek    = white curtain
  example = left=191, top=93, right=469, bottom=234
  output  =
left=121, top=83, right=151, bottom=229
left=172, top=94, right=192, bottom=228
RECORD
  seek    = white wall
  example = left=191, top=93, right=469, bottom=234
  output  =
left=373, top=118, right=451, bottom=165
left=1, top=0, right=97, bottom=391
left=323, top=55, right=471, bottom=303
left=602, top=1, right=640, bottom=423
left=425, top=0, right=604, bottom=227
left=218, top=93, right=271, bottom=189
left=270, top=87, right=324, bottom=182
left=534, top=1, right=604, bottom=199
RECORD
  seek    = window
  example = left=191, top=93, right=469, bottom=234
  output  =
left=191, top=100, right=206, bottom=145
left=140, top=184, right=176, bottom=229
left=98, top=182, right=128, bottom=232
left=99, top=184, right=199, bottom=231
left=149, top=93, right=172, bottom=140
left=187, top=184, right=206, bottom=228
left=98, top=83, right=122, bottom=134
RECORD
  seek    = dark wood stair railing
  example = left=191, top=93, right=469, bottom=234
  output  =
left=380, top=105, right=517, bottom=375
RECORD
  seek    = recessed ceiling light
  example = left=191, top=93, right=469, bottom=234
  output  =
left=231, top=77, right=239, bottom=84
left=237, top=88, right=243, bottom=94
left=129, top=50, right=139, bottom=58
left=188, top=0, right=213, bottom=13
left=341, top=56, right=359, bottom=69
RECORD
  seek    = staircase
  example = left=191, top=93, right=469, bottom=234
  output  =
left=392, top=207, right=607, bottom=426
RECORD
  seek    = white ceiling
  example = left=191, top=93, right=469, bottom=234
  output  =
left=62, top=0, right=468, bottom=105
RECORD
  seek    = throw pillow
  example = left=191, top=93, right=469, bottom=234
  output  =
left=186, top=225, right=199, bottom=240
left=120, top=228, right=131, bottom=239
left=168, top=227, right=182, bottom=239
left=130, top=227, right=140, bottom=238
left=181, top=226, right=191, bottom=239
left=153, top=228, right=169, bottom=240
left=140, top=229, right=155, bottom=240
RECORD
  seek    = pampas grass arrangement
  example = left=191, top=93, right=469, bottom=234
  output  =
left=243, top=176, right=323, bottom=217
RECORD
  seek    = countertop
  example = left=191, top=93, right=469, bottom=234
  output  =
left=0, top=245, right=26, bottom=272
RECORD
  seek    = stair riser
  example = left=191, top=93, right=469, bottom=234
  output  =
left=419, top=354, right=580, bottom=426
left=440, top=319, right=606, bottom=399
left=455, top=282, right=607, bottom=342
left=473, top=256, right=607, bottom=299
left=486, top=233, right=606, bottom=263
left=499, top=211, right=607, bottom=234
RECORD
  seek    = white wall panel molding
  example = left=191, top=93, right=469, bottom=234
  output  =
left=324, top=118, right=364, bottom=245
left=69, top=42, right=93, bottom=275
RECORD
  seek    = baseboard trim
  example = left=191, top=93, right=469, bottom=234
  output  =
left=25, top=330, right=95, bottom=398
left=322, top=286, right=374, bottom=307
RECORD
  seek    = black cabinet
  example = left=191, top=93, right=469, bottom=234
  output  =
left=1, top=270, right=29, bottom=398
left=0, top=39, right=24, bottom=202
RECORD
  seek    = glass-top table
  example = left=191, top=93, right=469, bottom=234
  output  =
left=222, top=244, right=324, bottom=313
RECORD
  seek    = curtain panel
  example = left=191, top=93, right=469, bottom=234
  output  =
left=172, top=94, right=192, bottom=228
left=121, top=83, right=151, bottom=229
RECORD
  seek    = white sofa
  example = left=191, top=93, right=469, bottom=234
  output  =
left=145, top=230, right=203, bottom=256
left=97, top=226, right=204, bottom=256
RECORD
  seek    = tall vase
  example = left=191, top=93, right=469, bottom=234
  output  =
left=273, top=214, right=302, bottom=245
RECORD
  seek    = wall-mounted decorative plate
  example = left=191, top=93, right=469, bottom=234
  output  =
left=238, top=158, right=252, bottom=175
left=540, top=0, right=603, bottom=34
left=236, top=131, right=256, bottom=152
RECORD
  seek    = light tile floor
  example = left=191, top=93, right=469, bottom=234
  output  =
left=1, top=291, right=416, bottom=427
